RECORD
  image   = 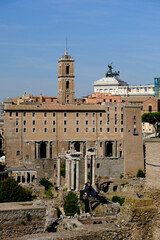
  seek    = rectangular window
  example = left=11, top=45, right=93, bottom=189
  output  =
left=115, top=114, right=117, bottom=119
left=100, top=128, right=102, bottom=132
left=107, top=128, right=110, bottom=132
left=93, top=120, right=95, bottom=125
left=44, top=128, right=47, bottom=133
left=76, top=112, right=79, bottom=117
left=44, top=112, right=47, bottom=117
left=115, top=120, right=117, bottom=125
left=121, top=114, right=123, bottom=120
left=53, top=128, right=55, bottom=132
left=23, top=112, right=26, bottom=117
left=51, top=98, right=53, bottom=102
left=23, top=120, right=26, bottom=125
left=86, top=128, right=88, bottom=132
left=107, top=120, right=110, bottom=125
left=86, top=120, right=88, bottom=125
left=76, top=120, right=79, bottom=125
left=64, top=128, right=67, bottom=132
left=16, top=128, right=18, bottom=133
left=53, top=112, right=55, bottom=117
left=100, top=120, right=102, bottom=125
left=44, top=120, right=47, bottom=125
left=23, top=128, right=26, bottom=133
left=16, top=119, right=18, bottom=125
left=33, top=120, right=35, bottom=125
left=16, top=112, right=18, bottom=117
left=53, top=120, right=56, bottom=125
left=32, top=112, right=35, bottom=117
left=64, top=120, right=67, bottom=125
left=121, top=128, right=123, bottom=132
left=76, top=128, right=79, bottom=133
left=115, top=128, right=117, bottom=132
left=100, top=112, right=102, bottom=117
left=100, top=142, right=102, bottom=147
left=64, top=112, right=67, bottom=117
left=17, top=150, right=20, bottom=156
left=107, top=113, right=110, bottom=119
left=33, top=128, right=35, bottom=133
left=93, top=128, right=95, bottom=132
left=121, top=107, right=123, bottom=112
left=107, top=107, right=109, bottom=111
left=121, top=120, right=123, bottom=125
left=92, top=112, right=95, bottom=117
left=97, top=163, right=100, bottom=168
left=115, top=107, right=117, bottom=112
left=133, top=115, right=136, bottom=120
left=85, top=112, right=88, bottom=117
left=9, top=112, right=12, bottom=117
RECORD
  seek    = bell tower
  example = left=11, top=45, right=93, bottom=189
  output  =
left=58, top=48, right=75, bottom=104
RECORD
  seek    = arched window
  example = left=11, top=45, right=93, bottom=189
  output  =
left=66, top=65, right=69, bottom=74
left=148, top=105, right=152, bottom=112
left=66, top=81, right=69, bottom=89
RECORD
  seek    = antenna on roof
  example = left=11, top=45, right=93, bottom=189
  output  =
left=65, top=37, right=68, bottom=56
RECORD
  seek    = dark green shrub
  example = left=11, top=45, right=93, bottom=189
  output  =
left=64, top=192, right=80, bottom=216
left=136, top=169, right=145, bottom=178
left=120, top=173, right=124, bottom=179
left=39, top=178, right=53, bottom=190
left=45, top=189, right=53, bottom=199
left=61, top=163, right=65, bottom=178
left=112, top=196, right=125, bottom=206
left=0, top=178, right=32, bottom=203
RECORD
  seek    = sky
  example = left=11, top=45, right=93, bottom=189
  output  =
left=0, top=0, right=160, bottom=102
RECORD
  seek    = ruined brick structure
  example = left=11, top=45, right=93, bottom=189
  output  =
left=3, top=50, right=144, bottom=189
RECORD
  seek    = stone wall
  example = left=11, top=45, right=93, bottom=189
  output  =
left=145, top=138, right=160, bottom=188
left=0, top=207, right=46, bottom=239
left=95, top=157, right=124, bottom=179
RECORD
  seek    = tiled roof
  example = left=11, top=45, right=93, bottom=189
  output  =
left=4, top=103, right=106, bottom=112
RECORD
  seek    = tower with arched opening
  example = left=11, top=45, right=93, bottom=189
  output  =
left=58, top=48, right=75, bottom=104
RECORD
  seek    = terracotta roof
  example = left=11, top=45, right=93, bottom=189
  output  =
left=4, top=103, right=106, bottom=112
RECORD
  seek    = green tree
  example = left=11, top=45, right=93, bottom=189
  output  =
left=136, top=169, right=145, bottom=178
left=142, top=112, right=160, bottom=137
left=0, top=178, right=32, bottom=202
left=39, top=178, right=53, bottom=190
left=64, top=192, right=80, bottom=216
left=112, top=196, right=125, bottom=206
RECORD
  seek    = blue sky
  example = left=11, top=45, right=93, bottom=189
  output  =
left=0, top=0, right=160, bottom=101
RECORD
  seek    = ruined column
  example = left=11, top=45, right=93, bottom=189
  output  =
left=85, top=155, right=88, bottom=184
left=57, top=158, right=61, bottom=186
left=76, top=160, right=79, bottom=191
left=66, top=160, right=71, bottom=191
left=92, top=155, right=95, bottom=186
left=71, top=160, right=75, bottom=190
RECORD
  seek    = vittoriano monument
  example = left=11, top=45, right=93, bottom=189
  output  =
left=106, top=63, right=120, bottom=78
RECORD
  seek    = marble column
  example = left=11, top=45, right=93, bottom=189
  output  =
left=76, top=160, right=79, bottom=191
left=85, top=155, right=88, bottom=184
left=57, top=158, right=61, bottom=186
left=30, top=173, right=32, bottom=183
left=71, top=160, right=75, bottom=190
left=92, top=155, right=95, bottom=186
left=67, top=160, right=71, bottom=191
